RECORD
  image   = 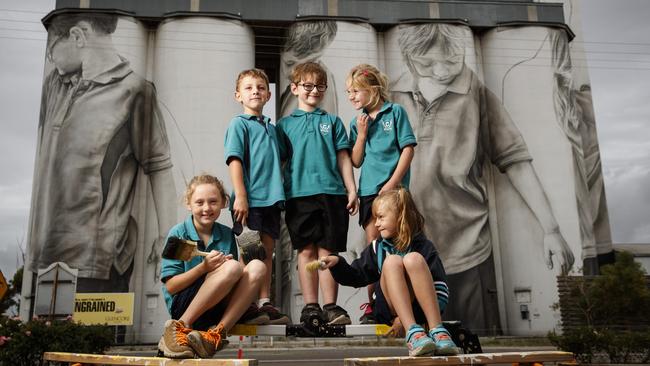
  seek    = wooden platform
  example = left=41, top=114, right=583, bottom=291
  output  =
left=42, top=352, right=257, bottom=365
left=230, top=323, right=391, bottom=337
left=344, top=351, right=575, bottom=365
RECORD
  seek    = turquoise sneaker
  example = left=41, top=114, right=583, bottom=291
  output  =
left=405, top=324, right=436, bottom=356
left=429, top=325, right=459, bottom=355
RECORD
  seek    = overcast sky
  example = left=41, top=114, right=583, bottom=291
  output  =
left=0, top=0, right=648, bottom=281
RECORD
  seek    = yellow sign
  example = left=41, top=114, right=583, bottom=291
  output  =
left=0, top=270, right=7, bottom=300
left=73, top=293, right=134, bottom=325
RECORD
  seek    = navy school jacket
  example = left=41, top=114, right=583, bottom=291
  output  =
left=329, top=233, right=449, bottom=311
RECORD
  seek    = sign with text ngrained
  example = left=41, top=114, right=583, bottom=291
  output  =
left=73, top=293, right=134, bottom=325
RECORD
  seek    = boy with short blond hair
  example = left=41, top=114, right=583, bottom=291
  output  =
left=224, top=68, right=290, bottom=324
left=277, top=61, right=358, bottom=326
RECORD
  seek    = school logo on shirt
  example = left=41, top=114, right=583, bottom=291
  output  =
left=382, top=119, right=393, bottom=132
left=320, top=123, right=331, bottom=135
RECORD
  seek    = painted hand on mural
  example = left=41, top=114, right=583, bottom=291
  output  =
left=543, top=230, right=574, bottom=275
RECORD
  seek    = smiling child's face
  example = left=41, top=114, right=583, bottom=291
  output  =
left=410, top=42, right=464, bottom=85
left=235, top=75, right=271, bottom=115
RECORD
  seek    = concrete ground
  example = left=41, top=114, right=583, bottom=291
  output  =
left=109, top=336, right=560, bottom=365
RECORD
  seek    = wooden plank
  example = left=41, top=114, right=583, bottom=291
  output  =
left=229, top=324, right=392, bottom=337
left=42, top=352, right=257, bottom=366
left=344, top=351, right=575, bottom=365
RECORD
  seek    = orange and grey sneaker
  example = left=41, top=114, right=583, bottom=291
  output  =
left=158, top=319, right=194, bottom=359
left=187, top=324, right=228, bottom=358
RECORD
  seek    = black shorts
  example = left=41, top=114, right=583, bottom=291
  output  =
left=285, top=194, right=349, bottom=252
left=170, top=275, right=228, bottom=331
left=232, top=204, right=282, bottom=239
left=358, top=194, right=378, bottom=227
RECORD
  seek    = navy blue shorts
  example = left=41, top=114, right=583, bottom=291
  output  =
left=285, top=194, right=349, bottom=252
left=170, top=275, right=228, bottom=331
left=232, top=204, right=282, bottom=239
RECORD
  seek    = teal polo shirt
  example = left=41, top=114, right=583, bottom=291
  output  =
left=277, top=108, right=351, bottom=199
left=224, top=114, right=285, bottom=207
left=160, top=215, right=238, bottom=314
left=349, top=102, right=417, bottom=196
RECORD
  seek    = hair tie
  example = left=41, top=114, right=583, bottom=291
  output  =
left=361, top=70, right=369, bottom=76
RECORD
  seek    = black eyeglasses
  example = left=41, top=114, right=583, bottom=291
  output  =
left=298, top=83, right=327, bottom=92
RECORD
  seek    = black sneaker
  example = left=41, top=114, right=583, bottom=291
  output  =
left=323, top=303, right=351, bottom=325
left=359, top=301, right=377, bottom=324
left=259, top=302, right=290, bottom=325
left=237, top=303, right=270, bottom=325
left=300, top=303, right=325, bottom=328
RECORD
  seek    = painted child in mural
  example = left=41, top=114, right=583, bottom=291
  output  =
left=346, top=64, right=417, bottom=324
left=390, top=23, right=575, bottom=334
left=279, top=21, right=338, bottom=118
left=159, top=174, right=266, bottom=359
left=319, top=188, right=458, bottom=356
left=549, top=29, right=615, bottom=275
left=27, top=13, right=176, bottom=292
left=276, top=62, right=358, bottom=326
left=224, top=68, right=290, bottom=324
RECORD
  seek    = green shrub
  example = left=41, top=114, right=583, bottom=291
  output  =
left=0, top=316, right=114, bottom=366
left=549, top=251, right=650, bottom=363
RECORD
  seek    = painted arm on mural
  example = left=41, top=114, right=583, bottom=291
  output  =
left=150, top=169, right=177, bottom=242
left=505, top=162, right=575, bottom=274
left=483, top=85, right=575, bottom=274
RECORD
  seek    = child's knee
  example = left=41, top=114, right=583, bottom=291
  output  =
left=244, top=259, right=267, bottom=278
left=402, top=252, right=425, bottom=268
left=221, top=259, right=244, bottom=278
left=384, top=254, right=404, bottom=269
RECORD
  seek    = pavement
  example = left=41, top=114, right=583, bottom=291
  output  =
left=107, top=336, right=560, bottom=365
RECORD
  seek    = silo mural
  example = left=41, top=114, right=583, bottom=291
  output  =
left=385, top=23, right=574, bottom=335
left=480, top=25, right=580, bottom=335
left=141, top=16, right=256, bottom=341
left=23, top=1, right=614, bottom=341
left=558, top=0, right=615, bottom=272
left=27, top=13, right=175, bottom=296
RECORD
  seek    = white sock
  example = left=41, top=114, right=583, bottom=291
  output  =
left=258, top=298, right=271, bottom=307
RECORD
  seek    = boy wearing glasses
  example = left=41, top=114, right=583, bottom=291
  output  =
left=276, top=62, right=358, bottom=326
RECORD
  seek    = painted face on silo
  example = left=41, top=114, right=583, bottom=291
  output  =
left=410, top=42, right=464, bottom=85
left=47, top=34, right=82, bottom=75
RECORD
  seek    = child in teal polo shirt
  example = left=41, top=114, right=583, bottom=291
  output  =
left=224, top=68, right=290, bottom=325
left=347, top=64, right=417, bottom=323
left=158, top=175, right=266, bottom=359
left=277, top=62, right=359, bottom=326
